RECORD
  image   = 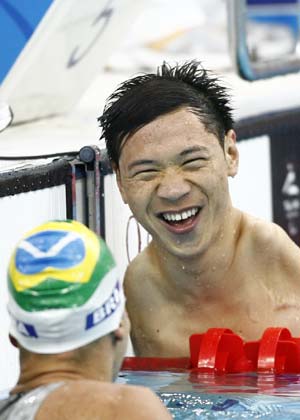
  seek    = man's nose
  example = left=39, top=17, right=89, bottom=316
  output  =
left=156, top=170, right=191, bottom=202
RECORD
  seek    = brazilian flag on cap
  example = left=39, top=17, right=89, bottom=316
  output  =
left=8, top=220, right=116, bottom=312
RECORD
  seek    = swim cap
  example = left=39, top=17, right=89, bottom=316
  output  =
left=7, top=220, right=125, bottom=354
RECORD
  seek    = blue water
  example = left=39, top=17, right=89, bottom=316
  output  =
left=118, top=371, right=300, bottom=419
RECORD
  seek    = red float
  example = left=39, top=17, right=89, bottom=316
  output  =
left=122, top=327, right=300, bottom=374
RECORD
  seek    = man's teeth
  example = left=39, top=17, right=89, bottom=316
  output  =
left=162, top=208, right=198, bottom=222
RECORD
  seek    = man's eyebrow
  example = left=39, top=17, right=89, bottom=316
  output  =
left=127, top=159, right=156, bottom=171
left=179, top=146, right=209, bottom=156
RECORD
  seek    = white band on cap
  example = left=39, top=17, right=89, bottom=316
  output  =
left=8, top=268, right=125, bottom=354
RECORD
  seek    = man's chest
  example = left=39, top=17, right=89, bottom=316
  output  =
left=134, top=293, right=300, bottom=356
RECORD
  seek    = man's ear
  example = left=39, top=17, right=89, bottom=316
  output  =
left=113, top=312, right=130, bottom=342
left=114, top=165, right=128, bottom=204
left=9, top=334, right=19, bottom=348
left=224, top=129, right=239, bottom=177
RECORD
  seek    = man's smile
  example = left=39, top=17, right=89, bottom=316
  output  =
left=157, top=206, right=202, bottom=234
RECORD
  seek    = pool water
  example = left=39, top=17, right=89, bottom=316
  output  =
left=118, top=371, right=300, bottom=419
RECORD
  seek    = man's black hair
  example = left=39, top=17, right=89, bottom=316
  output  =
left=98, top=60, right=234, bottom=167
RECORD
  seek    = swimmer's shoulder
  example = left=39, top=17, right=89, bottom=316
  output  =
left=36, top=380, right=171, bottom=420
left=124, top=245, right=161, bottom=314
left=241, top=211, right=294, bottom=246
left=240, top=211, right=300, bottom=267
left=124, top=244, right=159, bottom=290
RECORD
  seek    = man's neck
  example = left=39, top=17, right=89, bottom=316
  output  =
left=11, top=349, right=113, bottom=395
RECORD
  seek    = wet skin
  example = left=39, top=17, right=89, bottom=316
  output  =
left=11, top=314, right=171, bottom=420
left=116, top=108, right=300, bottom=357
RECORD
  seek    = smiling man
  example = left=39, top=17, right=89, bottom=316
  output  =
left=99, top=60, right=300, bottom=357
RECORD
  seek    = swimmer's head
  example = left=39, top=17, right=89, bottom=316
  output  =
left=7, top=220, right=125, bottom=354
left=99, top=59, right=234, bottom=168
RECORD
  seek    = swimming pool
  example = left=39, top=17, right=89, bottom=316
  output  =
left=118, top=370, right=300, bottom=419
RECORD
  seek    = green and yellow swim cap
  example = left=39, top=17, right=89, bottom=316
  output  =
left=7, top=220, right=125, bottom=354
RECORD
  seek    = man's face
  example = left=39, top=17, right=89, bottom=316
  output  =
left=116, top=108, right=238, bottom=259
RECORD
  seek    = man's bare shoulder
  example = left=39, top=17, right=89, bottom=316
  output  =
left=125, top=245, right=155, bottom=276
left=241, top=212, right=300, bottom=267
left=36, top=380, right=171, bottom=420
left=124, top=245, right=158, bottom=300
left=242, top=212, right=295, bottom=245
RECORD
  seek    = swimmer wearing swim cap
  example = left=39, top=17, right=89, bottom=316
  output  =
left=8, top=219, right=124, bottom=354
left=0, top=220, right=171, bottom=420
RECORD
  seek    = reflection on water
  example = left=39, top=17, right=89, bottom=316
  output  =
left=188, top=372, right=300, bottom=397
left=119, top=370, right=300, bottom=397
left=118, top=371, right=300, bottom=419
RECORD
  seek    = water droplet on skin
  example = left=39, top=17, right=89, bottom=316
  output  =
left=182, top=265, right=185, bottom=270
